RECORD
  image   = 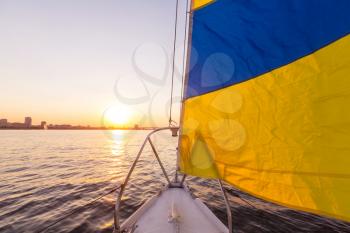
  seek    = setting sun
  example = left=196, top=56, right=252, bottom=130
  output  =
left=104, top=105, right=132, bottom=127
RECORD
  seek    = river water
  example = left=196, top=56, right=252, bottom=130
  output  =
left=0, top=130, right=349, bottom=233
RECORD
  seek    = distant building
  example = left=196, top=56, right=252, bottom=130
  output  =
left=24, top=117, right=32, bottom=128
left=0, top=119, right=7, bottom=128
left=11, top=122, right=24, bottom=128
left=41, top=121, right=47, bottom=129
left=49, top=124, right=72, bottom=129
left=134, top=124, right=139, bottom=129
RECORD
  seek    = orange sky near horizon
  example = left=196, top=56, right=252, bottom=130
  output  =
left=0, top=0, right=186, bottom=127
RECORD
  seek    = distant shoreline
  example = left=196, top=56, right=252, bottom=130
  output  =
left=0, top=128, right=159, bottom=130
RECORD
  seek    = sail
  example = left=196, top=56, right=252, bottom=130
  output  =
left=179, top=0, right=350, bottom=222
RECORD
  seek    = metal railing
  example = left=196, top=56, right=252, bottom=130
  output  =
left=113, top=127, right=233, bottom=233
left=113, top=127, right=178, bottom=233
left=219, top=180, right=233, bottom=233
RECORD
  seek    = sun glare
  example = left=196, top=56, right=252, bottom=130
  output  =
left=104, top=106, right=132, bottom=127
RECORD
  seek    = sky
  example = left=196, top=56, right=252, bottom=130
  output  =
left=0, top=0, right=188, bottom=127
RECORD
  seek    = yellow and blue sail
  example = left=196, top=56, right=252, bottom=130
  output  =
left=180, top=0, right=350, bottom=222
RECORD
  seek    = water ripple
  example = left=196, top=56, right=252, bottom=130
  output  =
left=0, top=130, right=349, bottom=233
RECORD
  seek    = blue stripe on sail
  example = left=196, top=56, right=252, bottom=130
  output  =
left=186, top=0, right=350, bottom=98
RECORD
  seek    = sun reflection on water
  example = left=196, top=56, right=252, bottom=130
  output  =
left=110, top=130, right=126, bottom=157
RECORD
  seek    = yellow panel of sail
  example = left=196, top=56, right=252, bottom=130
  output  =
left=192, top=0, right=215, bottom=10
left=180, top=35, right=350, bottom=221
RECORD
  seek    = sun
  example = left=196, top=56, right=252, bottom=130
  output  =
left=104, top=105, right=132, bottom=127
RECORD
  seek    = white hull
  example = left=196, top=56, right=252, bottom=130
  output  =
left=120, top=185, right=228, bottom=233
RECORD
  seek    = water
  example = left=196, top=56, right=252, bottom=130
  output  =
left=0, top=130, right=349, bottom=233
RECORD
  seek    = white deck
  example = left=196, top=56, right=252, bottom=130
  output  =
left=121, top=187, right=228, bottom=233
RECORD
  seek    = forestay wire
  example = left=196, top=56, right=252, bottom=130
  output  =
left=180, top=0, right=190, bottom=103
left=169, top=0, right=180, bottom=126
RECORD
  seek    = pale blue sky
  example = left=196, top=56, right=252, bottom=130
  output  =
left=0, top=0, right=188, bottom=126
